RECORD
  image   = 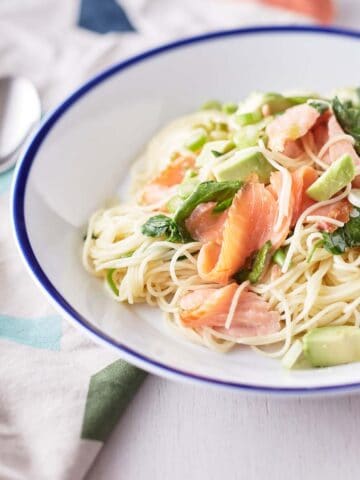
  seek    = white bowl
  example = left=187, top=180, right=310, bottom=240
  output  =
left=12, top=26, right=360, bottom=394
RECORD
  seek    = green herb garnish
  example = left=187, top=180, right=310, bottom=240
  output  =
left=142, top=181, right=242, bottom=243
left=308, top=100, right=329, bottom=114
left=141, top=214, right=185, bottom=243
left=174, top=181, right=242, bottom=238
left=272, top=247, right=287, bottom=268
left=322, top=207, right=360, bottom=254
left=332, top=96, right=360, bottom=154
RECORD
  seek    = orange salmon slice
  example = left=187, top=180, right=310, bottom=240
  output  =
left=291, top=166, right=319, bottom=226
left=197, top=181, right=279, bottom=284
left=180, top=283, right=280, bottom=337
left=266, top=104, right=320, bottom=153
left=185, top=202, right=228, bottom=245
left=313, top=200, right=352, bottom=232
left=185, top=172, right=294, bottom=284
left=141, top=155, right=195, bottom=205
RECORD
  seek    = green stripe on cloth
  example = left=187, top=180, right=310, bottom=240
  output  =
left=81, top=359, right=147, bottom=441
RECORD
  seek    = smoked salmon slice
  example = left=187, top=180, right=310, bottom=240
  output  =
left=313, top=200, right=352, bottom=232
left=185, top=202, right=228, bottom=244
left=180, top=283, right=281, bottom=337
left=141, top=155, right=195, bottom=205
left=266, top=104, right=320, bottom=153
left=327, top=115, right=359, bottom=166
left=291, top=166, right=318, bottom=226
left=282, top=139, right=304, bottom=158
left=321, top=115, right=360, bottom=187
left=197, top=182, right=277, bottom=284
left=193, top=173, right=292, bottom=284
left=186, top=166, right=321, bottom=284
left=311, top=122, right=330, bottom=162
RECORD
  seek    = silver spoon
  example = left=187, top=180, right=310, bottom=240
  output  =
left=0, top=76, right=41, bottom=173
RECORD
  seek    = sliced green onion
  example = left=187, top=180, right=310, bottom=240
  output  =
left=184, top=129, right=208, bottom=152
left=184, top=170, right=197, bottom=180
left=272, top=248, right=287, bottom=268
left=222, top=102, right=238, bottom=114
left=107, top=269, right=119, bottom=296
left=201, top=100, right=222, bottom=111
left=307, top=240, right=324, bottom=263
left=216, top=122, right=229, bottom=132
left=235, top=109, right=263, bottom=126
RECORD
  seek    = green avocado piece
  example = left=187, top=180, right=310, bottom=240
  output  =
left=212, top=149, right=273, bottom=183
left=232, top=117, right=272, bottom=150
left=234, top=92, right=310, bottom=127
left=184, top=128, right=208, bottom=152
left=306, top=154, right=356, bottom=202
left=303, top=326, right=360, bottom=367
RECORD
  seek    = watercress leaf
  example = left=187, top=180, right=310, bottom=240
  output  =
left=322, top=207, right=360, bottom=254
left=308, top=100, right=329, bottom=114
left=344, top=208, right=360, bottom=247
left=141, top=215, right=184, bottom=243
left=174, top=180, right=242, bottom=237
left=322, top=230, right=346, bottom=254
left=332, top=96, right=360, bottom=154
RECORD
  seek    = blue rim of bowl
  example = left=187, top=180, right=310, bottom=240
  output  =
left=12, top=25, right=360, bottom=394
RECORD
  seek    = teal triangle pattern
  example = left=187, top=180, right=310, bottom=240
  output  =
left=0, top=314, right=62, bottom=350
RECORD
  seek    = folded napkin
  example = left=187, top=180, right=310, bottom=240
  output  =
left=0, top=0, right=351, bottom=478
